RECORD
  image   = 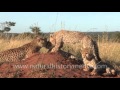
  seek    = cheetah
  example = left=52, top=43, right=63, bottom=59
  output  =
left=49, top=30, right=102, bottom=75
left=0, top=36, right=47, bottom=63
left=49, top=30, right=101, bottom=62
left=81, top=48, right=98, bottom=75
left=81, top=48, right=116, bottom=76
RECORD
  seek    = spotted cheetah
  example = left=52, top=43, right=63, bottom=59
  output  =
left=81, top=48, right=116, bottom=76
left=0, top=36, right=47, bottom=63
left=81, top=48, right=97, bottom=75
left=49, top=30, right=101, bottom=62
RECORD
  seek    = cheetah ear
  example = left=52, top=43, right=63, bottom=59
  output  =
left=50, top=34, right=53, bottom=37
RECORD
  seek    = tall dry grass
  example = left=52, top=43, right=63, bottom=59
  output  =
left=97, top=33, right=120, bottom=70
left=98, top=42, right=120, bottom=70
left=0, top=39, right=32, bottom=52
left=61, top=32, right=120, bottom=70
left=0, top=32, right=119, bottom=70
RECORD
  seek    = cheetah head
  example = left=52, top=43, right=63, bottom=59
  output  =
left=50, top=34, right=56, bottom=46
left=81, top=48, right=95, bottom=61
left=35, top=36, right=48, bottom=47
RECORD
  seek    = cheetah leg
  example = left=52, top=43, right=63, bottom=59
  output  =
left=90, top=69, right=97, bottom=75
left=83, top=59, right=89, bottom=71
left=51, top=46, right=59, bottom=52
left=90, top=60, right=98, bottom=75
left=83, top=66, right=89, bottom=71
left=25, top=49, right=34, bottom=59
left=83, top=62, right=89, bottom=71
left=103, top=68, right=116, bottom=76
left=69, top=55, right=77, bottom=60
left=111, top=69, right=116, bottom=75
left=51, top=41, right=61, bottom=52
left=22, top=54, right=31, bottom=61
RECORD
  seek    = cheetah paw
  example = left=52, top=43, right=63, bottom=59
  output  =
left=90, top=70, right=97, bottom=75
left=83, top=68, right=89, bottom=71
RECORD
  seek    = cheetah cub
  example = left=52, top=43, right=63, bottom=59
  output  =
left=0, top=36, right=47, bottom=63
left=81, top=48, right=98, bottom=75
left=81, top=48, right=116, bottom=76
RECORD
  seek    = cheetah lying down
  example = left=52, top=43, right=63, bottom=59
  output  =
left=0, top=36, right=47, bottom=63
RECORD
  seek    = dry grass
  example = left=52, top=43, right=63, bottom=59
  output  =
left=99, top=42, right=120, bottom=62
left=61, top=36, right=120, bottom=70
left=0, top=38, right=49, bottom=53
left=98, top=42, right=120, bottom=70
left=97, top=32, right=120, bottom=70
left=0, top=34, right=119, bottom=70
left=0, top=39, right=32, bottom=52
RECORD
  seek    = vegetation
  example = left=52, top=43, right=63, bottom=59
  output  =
left=0, top=21, right=16, bottom=33
left=30, top=24, right=41, bottom=36
left=61, top=31, right=120, bottom=71
left=0, top=25, right=120, bottom=71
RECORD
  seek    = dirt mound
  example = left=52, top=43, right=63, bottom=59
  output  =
left=0, top=52, right=119, bottom=78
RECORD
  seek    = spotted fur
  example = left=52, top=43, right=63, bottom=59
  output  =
left=81, top=48, right=116, bottom=76
left=0, top=36, right=47, bottom=63
left=49, top=30, right=101, bottom=62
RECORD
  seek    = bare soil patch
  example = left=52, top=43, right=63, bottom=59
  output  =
left=0, top=51, right=119, bottom=78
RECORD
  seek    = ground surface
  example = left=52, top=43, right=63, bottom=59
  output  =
left=0, top=51, right=119, bottom=78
